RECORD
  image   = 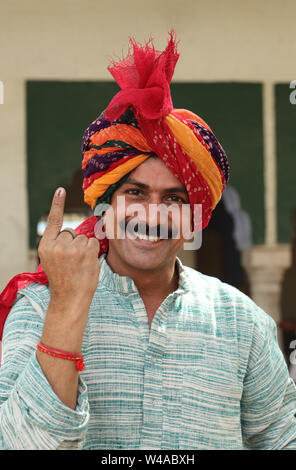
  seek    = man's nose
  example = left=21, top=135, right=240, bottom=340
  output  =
left=143, top=199, right=176, bottom=229
left=148, top=193, right=163, bottom=205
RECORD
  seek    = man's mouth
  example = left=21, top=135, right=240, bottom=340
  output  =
left=120, top=221, right=178, bottom=243
left=133, top=232, right=164, bottom=244
left=135, top=232, right=160, bottom=241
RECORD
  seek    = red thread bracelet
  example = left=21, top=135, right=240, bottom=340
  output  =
left=36, top=342, right=85, bottom=371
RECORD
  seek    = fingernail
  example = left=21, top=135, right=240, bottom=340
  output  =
left=56, top=187, right=65, bottom=197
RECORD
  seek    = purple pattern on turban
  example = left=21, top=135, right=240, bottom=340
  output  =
left=81, top=118, right=112, bottom=155
left=84, top=148, right=154, bottom=178
left=189, top=120, right=230, bottom=183
left=81, top=111, right=141, bottom=156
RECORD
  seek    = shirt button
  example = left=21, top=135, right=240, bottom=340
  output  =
left=151, top=356, right=157, bottom=364
left=153, top=398, right=161, bottom=406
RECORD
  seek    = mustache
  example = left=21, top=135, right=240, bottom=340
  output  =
left=118, top=219, right=179, bottom=239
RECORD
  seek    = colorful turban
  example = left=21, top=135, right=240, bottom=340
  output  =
left=0, top=31, right=229, bottom=342
left=81, top=31, right=229, bottom=244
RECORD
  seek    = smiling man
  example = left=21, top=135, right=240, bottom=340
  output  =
left=0, top=33, right=296, bottom=450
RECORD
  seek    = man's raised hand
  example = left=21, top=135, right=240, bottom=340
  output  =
left=36, top=187, right=100, bottom=409
left=38, top=187, right=101, bottom=305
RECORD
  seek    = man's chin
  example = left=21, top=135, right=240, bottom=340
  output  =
left=115, top=237, right=174, bottom=270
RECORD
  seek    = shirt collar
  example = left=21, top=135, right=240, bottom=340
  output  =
left=98, top=252, right=191, bottom=295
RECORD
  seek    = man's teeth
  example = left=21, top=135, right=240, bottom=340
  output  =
left=136, top=233, right=160, bottom=241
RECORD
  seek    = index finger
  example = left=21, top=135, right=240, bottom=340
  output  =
left=42, top=187, right=66, bottom=241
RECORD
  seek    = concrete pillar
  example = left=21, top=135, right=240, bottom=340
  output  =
left=244, top=244, right=292, bottom=352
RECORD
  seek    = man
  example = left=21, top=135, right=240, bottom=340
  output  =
left=0, top=32, right=296, bottom=450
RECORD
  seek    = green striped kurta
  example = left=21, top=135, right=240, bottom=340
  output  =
left=0, top=253, right=296, bottom=449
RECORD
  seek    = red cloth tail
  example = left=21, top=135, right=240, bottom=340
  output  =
left=104, top=29, right=180, bottom=121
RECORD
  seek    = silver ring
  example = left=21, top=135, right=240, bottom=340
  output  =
left=59, top=229, right=76, bottom=240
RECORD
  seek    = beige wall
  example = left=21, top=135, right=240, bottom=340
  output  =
left=0, top=0, right=296, bottom=295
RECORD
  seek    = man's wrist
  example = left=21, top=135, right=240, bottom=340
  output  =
left=46, top=296, right=91, bottom=326
left=48, top=292, right=93, bottom=312
left=40, top=298, right=90, bottom=354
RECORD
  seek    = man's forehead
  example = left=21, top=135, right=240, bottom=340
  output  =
left=125, top=158, right=187, bottom=192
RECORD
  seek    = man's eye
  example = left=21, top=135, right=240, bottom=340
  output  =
left=167, top=195, right=185, bottom=203
left=124, top=189, right=141, bottom=196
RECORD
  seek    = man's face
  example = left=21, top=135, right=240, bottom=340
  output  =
left=104, top=156, right=193, bottom=272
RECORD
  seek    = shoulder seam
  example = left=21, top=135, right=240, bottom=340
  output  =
left=16, top=282, right=49, bottom=318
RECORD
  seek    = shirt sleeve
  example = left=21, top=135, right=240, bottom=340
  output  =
left=241, top=306, right=296, bottom=449
left=0, top=290, right=90, bottom=450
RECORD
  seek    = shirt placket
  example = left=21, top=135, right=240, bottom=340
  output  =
left=129, top=291, right=178, bottom=450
